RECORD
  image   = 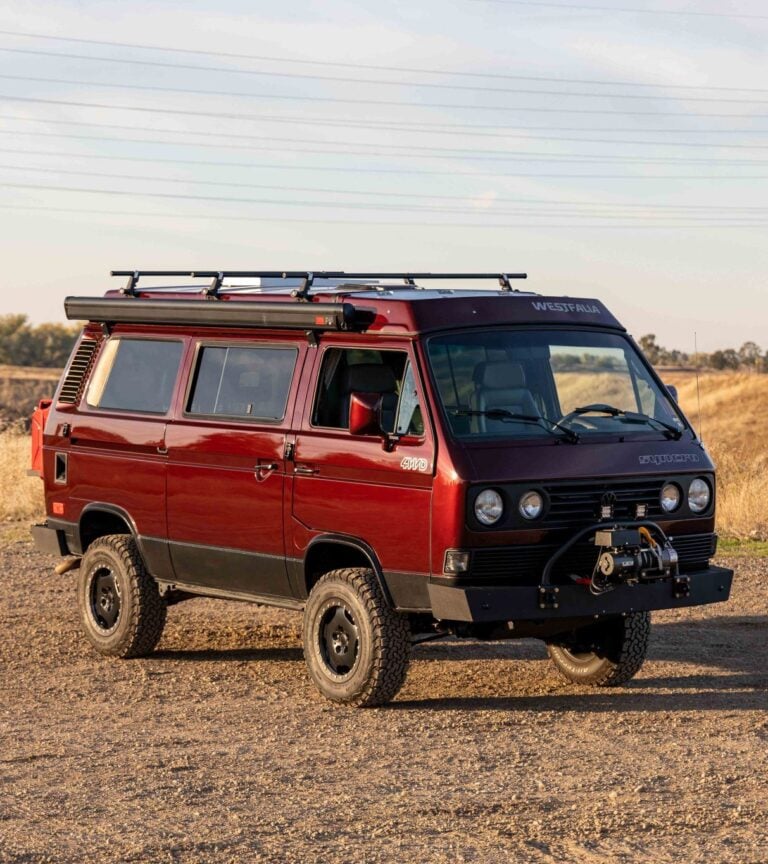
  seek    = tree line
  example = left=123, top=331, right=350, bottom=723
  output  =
left=0, top=314, right=765, bottom=372
left=0, top=315, right=79, bottom=368
left=637, top=334, right=767, bottom=372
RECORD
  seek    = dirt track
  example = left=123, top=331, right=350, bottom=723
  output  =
left=1, top=539, right=766, bottom=864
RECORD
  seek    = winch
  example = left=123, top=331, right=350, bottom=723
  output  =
left=591, top=526, right=679, bottom=594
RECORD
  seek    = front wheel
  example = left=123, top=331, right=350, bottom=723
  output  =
left=302, top=568, right=410, bottom=707
left=547, top=611, right=650, bottom=687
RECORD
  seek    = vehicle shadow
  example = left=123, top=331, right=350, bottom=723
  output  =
left=150, top=646, right=303, bottom=663
left=396, top=615, right=767, bottom=712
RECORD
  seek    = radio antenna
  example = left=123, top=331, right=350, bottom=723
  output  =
left=694, top=331, right=703, bottom=442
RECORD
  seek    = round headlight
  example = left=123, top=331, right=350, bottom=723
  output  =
left=688, top=478, right=711, bottom=513
left=474, top=489, right=504, bottom=526
left=660, top=483, right=682, bottom=513
left=519, top=490, right=544, bottom=520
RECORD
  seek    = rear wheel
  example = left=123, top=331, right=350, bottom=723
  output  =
left=547, top=612, right=650, bottom=687
left=77, top=535, right=167, bottom=658
left=302, top=568, right=410, bottom=707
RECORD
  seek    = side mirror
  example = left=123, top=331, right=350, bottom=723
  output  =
left=348, top=392, right=382, bottom=436
left=665, top=383, right=679, bottom=403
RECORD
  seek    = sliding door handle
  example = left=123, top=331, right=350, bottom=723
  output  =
left=294, top=464, right=318, bottom=476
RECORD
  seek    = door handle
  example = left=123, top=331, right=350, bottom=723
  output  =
left=294, top=464, right=318, bottom=476
left=157, top=445, right=169, bottom=455
left=254, top=461, right=279, bottom=482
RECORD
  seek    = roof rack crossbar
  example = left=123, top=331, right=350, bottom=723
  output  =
left=110, top=270, right=528, bottom=298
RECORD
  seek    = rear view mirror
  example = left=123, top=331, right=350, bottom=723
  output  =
left=348, top=392, right=382, bottom=436
left=665, top=383, right=679, bottom=403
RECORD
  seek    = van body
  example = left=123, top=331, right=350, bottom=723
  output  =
left=32, top=272, right=733, bottom=705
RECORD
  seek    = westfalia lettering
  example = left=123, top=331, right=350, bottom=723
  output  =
left=639, top=454, right=701, bottom=466
left=531, top=301, right=601, bottom=314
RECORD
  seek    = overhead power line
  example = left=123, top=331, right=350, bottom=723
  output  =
left=2, top=202, right=767, bottom=229
left=2, top=110, right=767, bottom=139
left=4, top=96, right=768, bottom=150
left=2, top=129, right=767, bottom=165
left=3, top=144, right=768, bottom=183
left=3, top=72, right=768, bottom=118
left=3, top=45, right=768, bottom=104
left=0, top=27, right=764, bottom=93
left=467, top=0, right=768, bottom=20
left=3, top=161, right=768, bottom=213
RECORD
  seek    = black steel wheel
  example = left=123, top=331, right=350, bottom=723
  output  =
left=547, top=612, right=651, bottom=687
left=77, top=534, right=167, bottom=658
left=302, top=568, right=410, bottom=707
left=88, top=565, right=122, bottom=632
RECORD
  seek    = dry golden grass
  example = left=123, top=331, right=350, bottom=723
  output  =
left=664, top=371, right=768, bottom=539
left=0, top=364, right=59, bottom=427
left=0, top=430, right=44, bottom=524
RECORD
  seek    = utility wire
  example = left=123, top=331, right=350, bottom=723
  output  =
left=1, top=202, right=766, bottom=229
left=1, top=132, right=767, bottom=165
left=4, top=72, right=768, bottom=118
left=3, top=183, right=768, bottom=220
left=0, top=27, right=765, bottom=93
left=467, top=0, right=768, bottom=20
left=2, top=151, right=767, bottom=210
left=3, top=96, right=768, bottom=150
left=2, top=110, right=767, bottom=139
left=2, top=144, right=767, bottom=182
left=4, top=45, right=768, bottom=104
left=4, top=163, right=768, bottom=216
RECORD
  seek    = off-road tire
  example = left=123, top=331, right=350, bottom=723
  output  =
left=302, top=568, right=410, bottom=707
left=547, top=611, right=650, bottom=687
left=77, top=534, right=167, bottom=658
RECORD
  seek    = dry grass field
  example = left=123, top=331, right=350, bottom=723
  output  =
left=664, top=371, right=768, bottom=540
left=0, top=366, right=767, bottom=540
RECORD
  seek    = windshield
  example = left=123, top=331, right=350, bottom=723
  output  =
left=426, top=329, right=687, bottom=441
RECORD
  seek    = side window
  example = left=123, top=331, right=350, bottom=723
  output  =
left=313, top=347, right=423, bottom=435
left=187, top=345, right=297, bottom=420
left=86, top=338, right=183, bottom=414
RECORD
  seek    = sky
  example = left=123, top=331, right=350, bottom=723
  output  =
left=0, top=0, right=766, bottom=352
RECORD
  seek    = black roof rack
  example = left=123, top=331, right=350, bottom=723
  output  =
left=111, top=270, right=528, bottom=300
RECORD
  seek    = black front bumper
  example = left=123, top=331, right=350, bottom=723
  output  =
left=427, top=564, right=733, bottom=623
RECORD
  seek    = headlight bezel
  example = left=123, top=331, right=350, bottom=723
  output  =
left=473, top=488, right=504, bottom=526
left=687, top=477, right=712, bottom=514
left=660, top=482, right=682, bottom=513
left=519, top=489, right=544, bottom=520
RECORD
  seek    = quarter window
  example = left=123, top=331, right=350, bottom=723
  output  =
left=86, top=338, right=183, bottom=414
left=188, top=345, right=297, bottom=420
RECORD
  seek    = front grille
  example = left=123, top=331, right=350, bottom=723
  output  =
left=542, top=478, right=664, bottom=527
left=469, top=533, right=717, bottom=586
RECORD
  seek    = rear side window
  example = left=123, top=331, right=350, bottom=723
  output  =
left=187, top=345, right=297, bottom=420
left=86, top=338, right=183, bottom=414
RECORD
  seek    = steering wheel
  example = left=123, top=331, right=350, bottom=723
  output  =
left=559, top=408, right=603, bottom=431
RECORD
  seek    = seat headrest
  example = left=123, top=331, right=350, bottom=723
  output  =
left=342, top=363, right=397, bottom=394
left=474, top=361, right=526, bottom=390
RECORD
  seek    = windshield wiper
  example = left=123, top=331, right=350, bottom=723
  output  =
left=452, top=408, right=580, bottom=443
left=570, top=403, right=683, bottom=440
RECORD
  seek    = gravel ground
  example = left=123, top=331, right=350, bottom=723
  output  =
left=0, top=538, right=766, bottom=864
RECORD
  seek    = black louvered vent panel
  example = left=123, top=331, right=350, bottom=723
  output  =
left=469, top=533, right=717, bottom=586
left=58, top=338, right=100, bottom=404
left=542, top=479, right=664, bottom=527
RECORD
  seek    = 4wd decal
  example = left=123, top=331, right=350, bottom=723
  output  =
left=639, top=453, right=701, bottom=466
left=401, top=456, right=429, bottom=472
